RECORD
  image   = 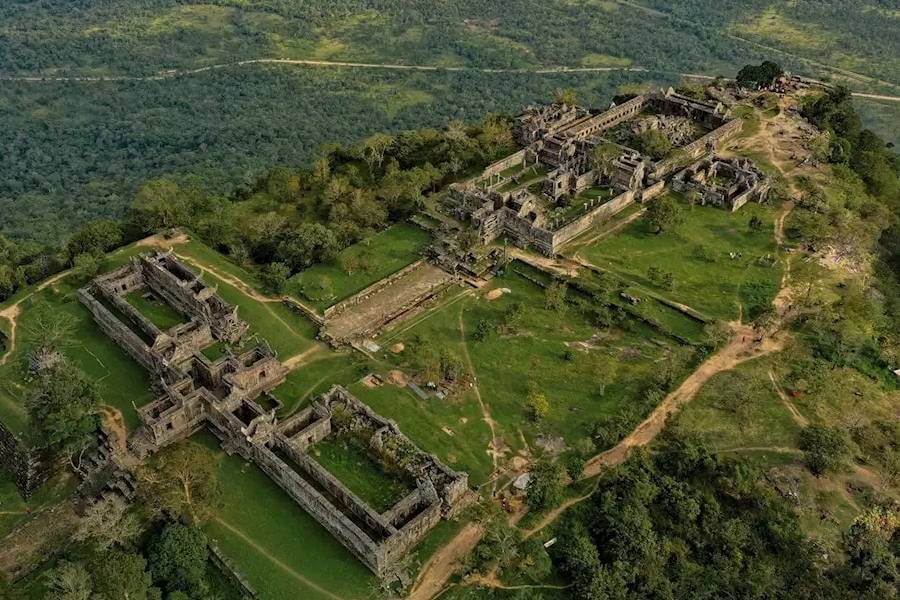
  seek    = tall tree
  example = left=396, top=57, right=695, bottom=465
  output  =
left=644, top=195, right=684, bottom=234
left=44, top=561, right=92, bottom=600
left=23, top=302, right=75, bottom=373
left=89, top=550, right=155, bottom=600
left=136, top=441, right=220, bottom=524
left=26, top=361, right=100, bottom=471
left=148, top=524, right=210, bottom=598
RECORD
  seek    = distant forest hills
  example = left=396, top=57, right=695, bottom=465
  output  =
left=2, top=0, right=898, bottom=242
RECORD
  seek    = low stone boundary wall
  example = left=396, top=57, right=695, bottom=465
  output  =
left=324, top=259, right=426, bottom=320
left=281, top=298, right=325, bottom=327
left=209, top=542, right=258, bottom=599
left=482, top=149, right=527, bottom=178
left=655, top=118, right=742, bottom=178
left=78, top=288, right=156, bottom=373
left=640, top=179, right=666, bottom=202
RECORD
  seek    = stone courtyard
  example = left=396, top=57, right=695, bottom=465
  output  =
left=447, top=87, right=764, bottom=256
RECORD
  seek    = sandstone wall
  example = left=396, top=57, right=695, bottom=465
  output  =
left=551, top=190, right=636, bottom=250
left=0, top=421, right=55, bottom=498
left=78, top=288, right=155, bottom=372
left=568, top=94, right=647, bottom=139
left=640, top=179, right=667, bottom=202
left=481, top=149, right=527, bottom=178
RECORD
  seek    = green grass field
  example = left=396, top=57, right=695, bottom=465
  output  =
left=574, top=195, right=783, bottom=322
left=125, top=289, right=185, bottom=331
left=173, top=239, right=320, bottom=359
left=0, top=471, right=76, bottom=539
left=272, top=353, right=370, bottom=417
left=310, top=435, right=415, bottom=513
left=674, top=357, right=800, bottom=450
left=378, top=268, right=697, bottom=461
left=197, top=430, right=467, bottom=600
left=201, top=436, right=376, bottom=600
left=287, top=223, right=431, bottom=311
left=0, top=246, right=157, bottom=433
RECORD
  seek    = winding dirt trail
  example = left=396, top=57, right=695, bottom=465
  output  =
left=282, top=344, right=328, bottom=371
left=413, top=190, right=799, bottom=598
left=0, top=270, right=71, bottom=367
left=583, top=322, right=784, bottom=477
left=2, top=55, right=897, bottom=102
left=408, top=521, right=484, bottom=600
left=522, top=489, right=596, bottom=540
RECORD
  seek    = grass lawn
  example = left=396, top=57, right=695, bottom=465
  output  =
left=0, top=278, right=155, bottom=434
left=0, top=471, right=76, bottom=539
left=574, top=195, right=783, bottom=322
left=272, top=353, right=370, bottom=417
left=352, top=378, right=495, bottom=487
left=201, top=341, right=228, bottom=362
left=378, top=269, right=695, bottom=460
left=287, top=223, right=431, bottom=311
left=310, top=435, right=415, bottom=513
left=125, top=289, right=185, bottom=331
left=198, top=432, right=376, bottom=600
left=193, top=270, right=316, bottom=360
left=673, top=356, right=800, bottom=450
left=198, top=425, right=474, bottom=600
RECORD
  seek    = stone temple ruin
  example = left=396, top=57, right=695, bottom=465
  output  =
left=449, top=87, right=758, bottom=255
left=671, top=156, right=771, bottom=212
left=78, top=251, right=467, bottom=578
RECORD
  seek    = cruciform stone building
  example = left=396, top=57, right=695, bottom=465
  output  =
left=79, top=251, right=468, bottom=578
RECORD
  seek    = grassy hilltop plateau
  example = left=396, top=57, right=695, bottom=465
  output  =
left=0, top=2, right=899, bottom=600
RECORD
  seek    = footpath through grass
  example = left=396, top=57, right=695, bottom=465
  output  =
left=379, top=268, right=696, bottom=459
left=0, top=471, right=76, bottom=539
left=0, top=243, right=156, bottom=434
left=287, top=223, right=431, bottom=311
left=575, top=196, right=783, bottom=322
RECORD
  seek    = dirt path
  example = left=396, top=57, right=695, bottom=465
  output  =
left=98, top=406, right=129, bottom=453
left=457, top=310, right=500, bottom=491
left=282, top=344, right=328, bottom=371
left=718, top=446, right=801, bottom=455
left=0, top=269, right=72, bottom=367
left=212, top=517, right=346, bottom=600
left=768, top=371, right=809, bottom=427
left=408, top=522, right=484, bottom=600
left=466, top=574, right=572, bottom=591
left=611, top=0, right=900, bottom=92
left=583, top=322, right=784, bottom=477
left=522, top=489, right=596, bottom=539
left=4, top=53, right=898, bottom=99
left=171, top=253, right=317, bottom=342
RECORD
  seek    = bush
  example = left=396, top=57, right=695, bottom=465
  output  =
left=526, top=385, right=550, bottom=421
left=472, top=318, right=496, bottom=341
